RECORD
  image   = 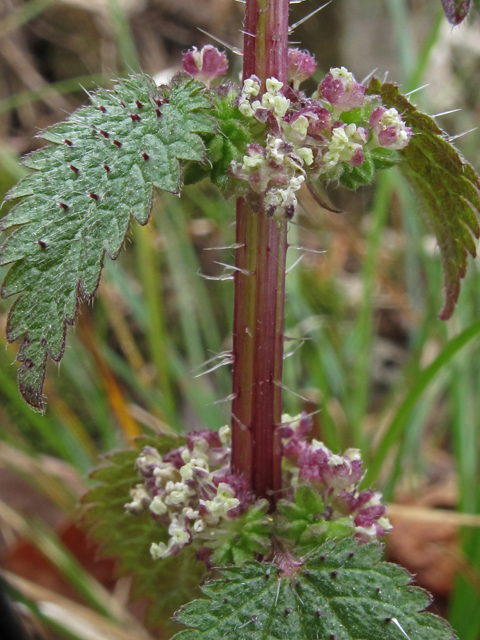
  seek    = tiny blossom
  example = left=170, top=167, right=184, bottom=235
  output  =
left=320, top=67, right=365, bottom=113
left=125, top=426, right=253, bottom=560
left=323, top=124, right=365, bottom=169
left=369, top=106, right=412, bottom=150
left=288, top=48, right=316, bottom=89
left=280, top=413, right=391, bottom=543
left=182, top=45, right=228, bottom=84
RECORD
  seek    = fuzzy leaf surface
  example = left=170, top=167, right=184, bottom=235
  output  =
left=0, top=73, right=215, bottom=410
left=368, top=78, right=480, bottom=320
left=173, top=537, right=455, bottom=640
left=82, top=436, right=205, bottom=633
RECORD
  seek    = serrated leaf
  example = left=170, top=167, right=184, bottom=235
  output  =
left=81, top=436, right=205, bottom=634
left=0, top=73, right=215, bottom=410
left=173, top=537, right=456, bottom=640
left=367, top=78, right=480, bottom=320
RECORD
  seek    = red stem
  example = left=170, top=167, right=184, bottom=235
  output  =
left=231, top=0, right=290, bottom=505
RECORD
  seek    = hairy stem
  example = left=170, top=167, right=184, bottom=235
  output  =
left=231, top=0, right=290, bottom=504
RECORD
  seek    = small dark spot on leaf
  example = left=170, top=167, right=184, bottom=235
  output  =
left=135, top=99, right=144, bottom=109
left=100, top=130, right=109, bottom=138
left=89, top=193, right=99, bottom=201
left=329, top=635, right=336, bottom=640
left=64, top=139, right=73, bottom=146
left=130, top=113, right=141, bottom=122
left=330, top=571, right=338, bottom=579
left=41, top=338, right=47, bottom=346
left=284, top=609, right=291, bottom=615
left=348, top=552, right=354, bottom=558
left=251, top=616, right=257, bottom=622
left=24, top=359, right=34, bottom=369
left=376, top=588, right=381, bottom=594
left=59, top=202, right=69, bottom=210
left=38, top=240, right=47, bottom=249
left=103, top=164, right=110, bottom=172
left=142, top=152, right=150, bottom=161
left=385, top=618, right=392, bottom=624
left=315, top=611, right=323, bottom=618
left=155, top=108, right=161, bottom=117
left=320, top=555, right=326, bottom=561
left=223, top=598, right=228, bottom=603
left=113, top=140, right=122, bottom=147
left=69, top=165, right=79, bottom=174
left=303, top=570, right=310, bottom=576
left=99, top=105, right=106, bottom=112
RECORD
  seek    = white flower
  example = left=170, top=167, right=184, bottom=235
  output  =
left=328, top=454, right=345, bottom=467
left=125, top=484, right=151, bottom=515
left=266, top=136, right=287, bottom=164
left=243, top=77, right=260, bottom=96
left=150, top=495, right=168, bottom=516
left=243, top=153, right=265, bottom=171
left=239, top=101, right=255, bottom=118
left=329, top=66, right=354, bottom=91
left=344, top=448, right=361, bottom=461
left=311, top=439, right=330, bottom=453
left=266, top=77, right=283, bottom=94
left=150, top=542, right=169, bottom=559
left=274, top=95, right=290, bottom=118
left=291, top=116, right=309, bottom=138
left=323, top=126, right=362, bottom=169
left=297, top=147, right=314, bottom=166
left=378, top=517, right=393, bottom=531
left=193, top=518, right=205, bottom=533
left=219, top=425, right=231, bottom=446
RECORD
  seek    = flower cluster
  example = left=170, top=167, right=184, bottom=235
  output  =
left=125, top=426, right=252, bottom=559
left=126, top=415, right=390, bottom=562
left=180, top=45, right=412, bottom=219
left=230, top=60, right=411, bottom=219
left=280, top=414, right=392, bottom=541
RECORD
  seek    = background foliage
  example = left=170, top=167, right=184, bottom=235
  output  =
left=1, top=0, right=480, bottom=639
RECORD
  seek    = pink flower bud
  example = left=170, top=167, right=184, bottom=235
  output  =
left=287, top=48, right=316, bottom=89
left=349, top=147, right=365, bottom=167
left=182, top=45, right=228, bottom=83
left=369, top=106, right=412, bottom=150
left=320, top=67, right=365, bottom=111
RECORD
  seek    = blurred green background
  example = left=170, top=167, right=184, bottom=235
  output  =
left=1, top=0, right=480, bottom=638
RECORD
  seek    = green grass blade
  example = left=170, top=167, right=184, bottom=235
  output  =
left=365, top=318, right=480, bottom=484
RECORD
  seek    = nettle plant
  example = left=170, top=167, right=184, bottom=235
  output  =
left=1, top=0, right=478, bottom=638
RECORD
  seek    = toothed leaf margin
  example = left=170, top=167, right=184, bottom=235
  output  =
left=0, top=73, right=215, bottom=410
left=173, top=537, right=456, bottom=640
left=367, top=78, right=480, bottom=320
left=81, top=435, right=206, bottom=633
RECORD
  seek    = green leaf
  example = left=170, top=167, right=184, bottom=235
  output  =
left=367, top=78, right=480, bottom=320
left=173, top=538, right=456, bottom=639
left=339, top=152, right=376, bottom=190
left=0, top=73, right=215, bottom=410
left=81, top=435, right=205, bottom=633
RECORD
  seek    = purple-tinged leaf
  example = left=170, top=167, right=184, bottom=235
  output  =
left=441, top=0, right=472, bottom=25
left=367, top=78, right=480, bottom=320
